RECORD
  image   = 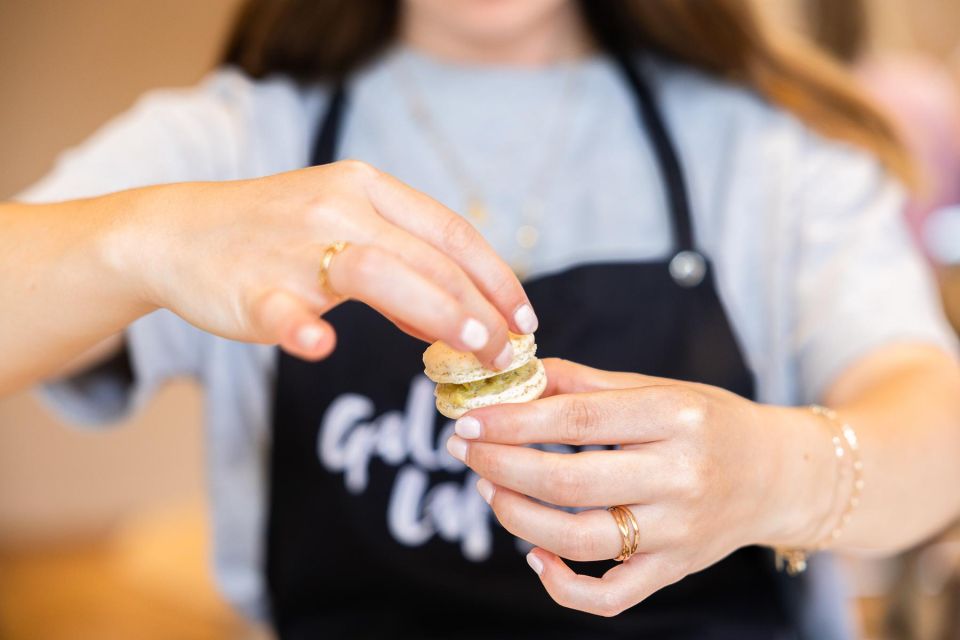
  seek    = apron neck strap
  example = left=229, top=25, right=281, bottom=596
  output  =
left=311, top=80, right=347, bottom=167
left=610, top=52, right=695, bottom=253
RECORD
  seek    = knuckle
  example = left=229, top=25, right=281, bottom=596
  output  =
left=675, top=459, right=708, bottom=501
left=487, top=494, right=514, bottom=529
left=673, top=387, right=709, bottom=433
left=433, top=261, right=468, bottom=297
left=488, top=269, right=520, bottom=300
left=338, top=158, right=379, bottom=182
left=560, top=519, right=597, bottom=561
left=597, top=590, right=628, bottom=617
left=349, top=245, right=385, bottom=281
left=305, top=200, right=341, bottom=230
left=548, top=460, right=586, bottom=505
left=472, top=446, right=502, bottom=480
left=560, top=397, right=601, bottom=445
left=439, top=214, right=477, bottom=255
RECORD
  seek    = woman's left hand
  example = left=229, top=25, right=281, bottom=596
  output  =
left=445, top=358, right=830, bottom=616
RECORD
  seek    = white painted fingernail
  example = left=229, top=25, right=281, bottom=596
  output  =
left=446, top=436, right=468, bottom=462
left=514, top=304, right=538, bottom=334
left=526, top=552, right=544, bottom=576
left=297, top=325, right=323, bottom=350
left=476, top=478, right=495, bottom=504
left=455, top=416, right=481, bottom=439
left=493, top=342, right=514, bottom=370
left=461, top=318, right=489, bottom=351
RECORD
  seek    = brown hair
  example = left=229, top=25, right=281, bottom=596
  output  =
left=804, top=0, right=869, bottom=63
left=223, top=0, right=913, bottom=184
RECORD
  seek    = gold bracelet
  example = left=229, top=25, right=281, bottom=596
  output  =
left=775, top=405, right=864, bottom=576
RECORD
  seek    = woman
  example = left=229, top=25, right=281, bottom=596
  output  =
left=8, top=0, right=960, bottom=638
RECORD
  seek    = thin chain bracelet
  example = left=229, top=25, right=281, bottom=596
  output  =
left=775, top=405, right=864, bottom=576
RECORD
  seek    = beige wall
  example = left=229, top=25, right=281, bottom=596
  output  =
left=763, top=0, right=960, bottom=62
left=0, top=0, right=239, bottom=540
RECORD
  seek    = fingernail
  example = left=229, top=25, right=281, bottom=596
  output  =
left=446, top=435, right=468, bottom=462
left=526, top=551, right=544, bottom=576
left=461, top=318, right=489, bottom=351
left=476, top=478, right=495, bottom=504
left=297, top=325, right=323, bottom=350
left=493, top=342, right=514, bottom=370
left=455, top=416, right=481, bottom=439
left=514, top=304, right=539, bottom=334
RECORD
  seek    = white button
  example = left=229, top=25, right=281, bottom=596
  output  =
left=669, top=250, right=706, bottom=287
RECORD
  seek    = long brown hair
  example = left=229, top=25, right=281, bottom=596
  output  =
left=223, top=0, right=913, bottom=184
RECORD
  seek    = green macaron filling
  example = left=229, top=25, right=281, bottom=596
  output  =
left=436, top=359, right=539, bottom=404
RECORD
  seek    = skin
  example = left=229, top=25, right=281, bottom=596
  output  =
left=0, top=162, right=537, bottom=395
left=3, top=0, right=960, bottom=620
left=448, top=352, right=960, bottom=616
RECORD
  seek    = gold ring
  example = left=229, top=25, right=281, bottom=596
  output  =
left=607, top=505, right=639, bottom=562
left=318, top=241, right=350, bottom=298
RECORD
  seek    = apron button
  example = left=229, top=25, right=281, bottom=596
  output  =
left=669, top=250, right=706, bottom=287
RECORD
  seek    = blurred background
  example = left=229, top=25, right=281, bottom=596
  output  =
left=0, top=1, right=957, bottom=638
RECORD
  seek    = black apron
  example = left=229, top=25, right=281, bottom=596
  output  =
left=267, top=55, right=806, bottom=639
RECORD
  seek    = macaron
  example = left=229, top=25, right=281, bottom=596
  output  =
left=423, top=332, right=547, bottom=419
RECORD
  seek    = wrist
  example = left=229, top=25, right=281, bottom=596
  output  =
left=95, top=185, right=180, bottom=314
left=755, top=405, right=838, bottom=548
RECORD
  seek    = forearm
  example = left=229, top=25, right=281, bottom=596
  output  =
left=0, top=191, right=155, bottom=395
left=769, top=346, right=960, bottom=555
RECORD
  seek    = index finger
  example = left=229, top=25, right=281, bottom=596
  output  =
left=541, top=358, right=669, bottom=397
left=365, top=168, right=538, bottom=335
left=458, top=386, right=679, bottom=446
left=528, top=548, right=680, bottom=617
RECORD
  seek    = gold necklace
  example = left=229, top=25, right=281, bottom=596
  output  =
left=392, top=52, right=584, bottom=275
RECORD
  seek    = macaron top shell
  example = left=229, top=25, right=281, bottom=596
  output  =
left=423, top=332, right=537, bottom=384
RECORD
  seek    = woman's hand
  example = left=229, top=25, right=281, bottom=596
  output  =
left=108, top=160, right=536, bottom=365
left=445, top=358, right=835, bottom=616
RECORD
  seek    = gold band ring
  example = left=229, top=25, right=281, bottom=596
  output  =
left=318, top=241, right=350, bottom=298
left=607, top=505, right=640, bottom=562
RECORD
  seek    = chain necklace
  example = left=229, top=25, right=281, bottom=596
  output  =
left=391, top=50, right=584, bottom=276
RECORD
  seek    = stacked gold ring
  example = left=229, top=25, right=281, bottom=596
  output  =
left=318, top=241, right=350, bottom=298
left=607, top=505, right=640, bottom=562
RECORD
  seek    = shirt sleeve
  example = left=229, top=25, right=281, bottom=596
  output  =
left=17, top=70, right=253, bottom=203
left=24, top=71, right=255, bottom=425
left=41, top=311, right=206, bottom=426
left=791, top=136, right=959, bottom=403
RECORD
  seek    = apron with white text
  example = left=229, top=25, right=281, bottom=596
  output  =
left=267, top=54, right=807, bottom=639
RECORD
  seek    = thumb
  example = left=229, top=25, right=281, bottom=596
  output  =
left=254, top=289, right=337, bottom=361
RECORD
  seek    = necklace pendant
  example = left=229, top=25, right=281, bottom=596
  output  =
left=466, top=198, right=489, bottom=225
left=516, top=224, right=539, bottom=250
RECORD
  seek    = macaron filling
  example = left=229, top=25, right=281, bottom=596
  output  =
left=435, top=359, right=540, bottom=405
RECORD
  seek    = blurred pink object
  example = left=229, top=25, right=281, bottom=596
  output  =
left=857, top=54, right=960, bottom=258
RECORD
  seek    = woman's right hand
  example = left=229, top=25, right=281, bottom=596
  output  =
left=108, top=160, right=536, bottom=367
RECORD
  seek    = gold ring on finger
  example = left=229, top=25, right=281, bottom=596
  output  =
left=607, top=505, right=640, bottom=562
left=318, top=241, right=350, bottom=298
